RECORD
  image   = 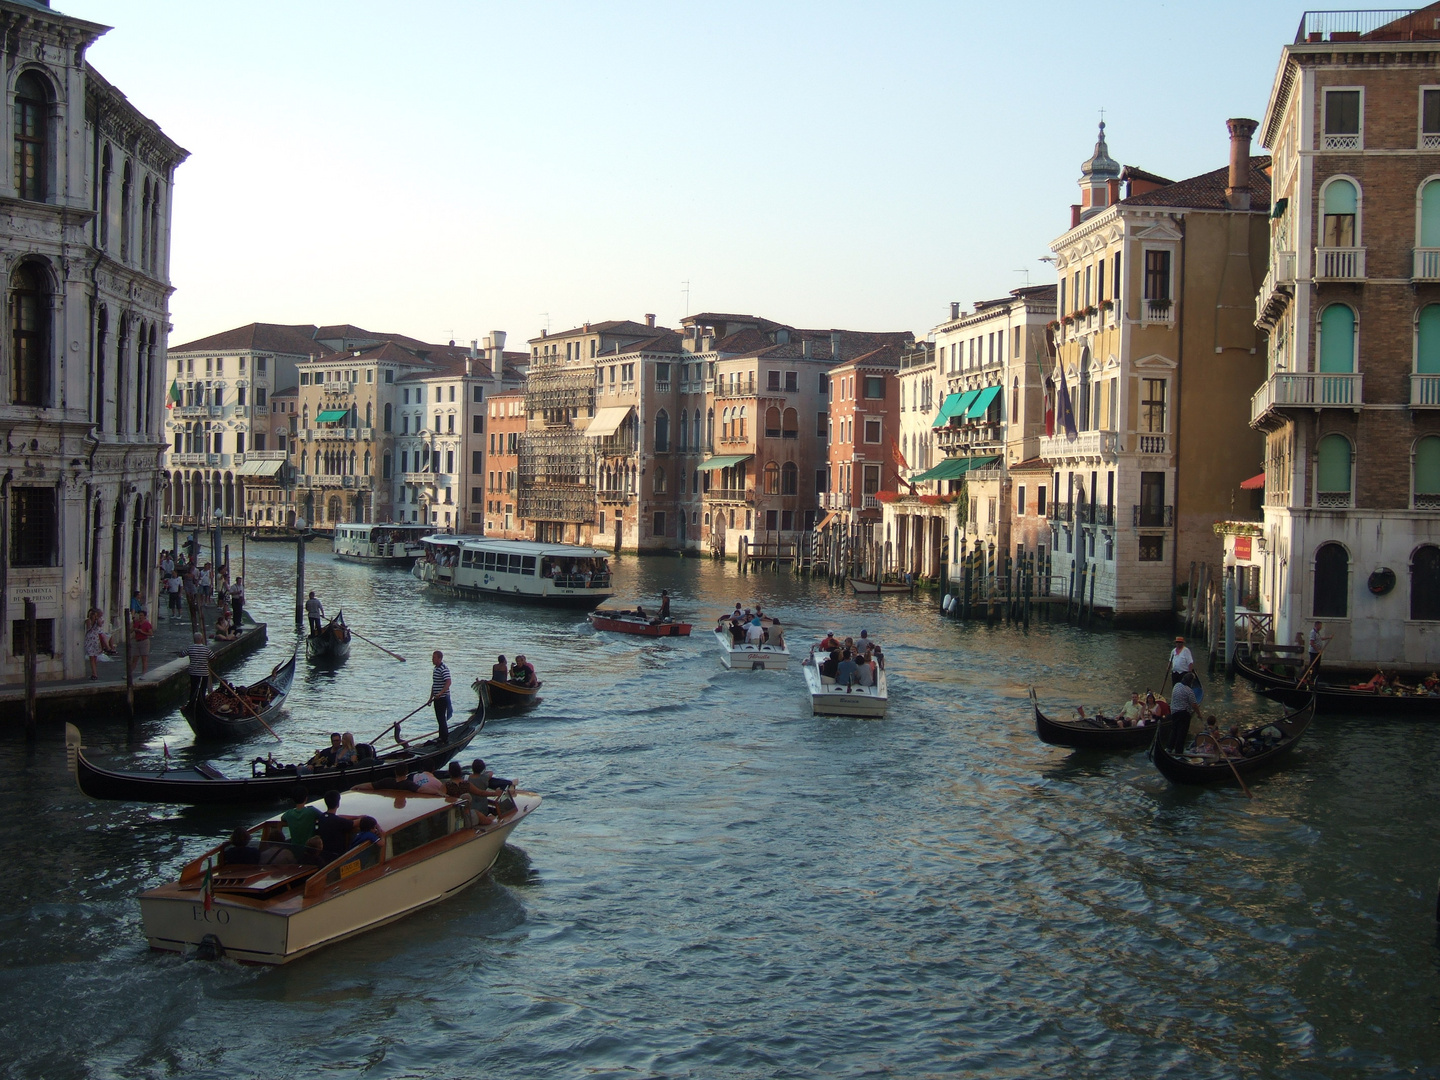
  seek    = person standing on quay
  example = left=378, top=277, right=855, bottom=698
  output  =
left=231, top=577, right=245, bottom=629
left=430, top=650, right=452, bottom=742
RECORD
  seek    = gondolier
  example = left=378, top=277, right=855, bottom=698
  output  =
left=430, top=651, right=452, bottom=742
left=1167, top=672, right=1199, bottom=753
left=187, top=633, right=213, bottom=707
left=1168, top=637, right=1194, bottom=684
left=305, top=592, right=324, bottom=637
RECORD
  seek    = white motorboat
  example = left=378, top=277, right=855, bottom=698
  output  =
left=802, top=645, right=888, bottom=718
left=138, top=787, right=539, bottom=964
left=712, top=623, right=790, bottom=670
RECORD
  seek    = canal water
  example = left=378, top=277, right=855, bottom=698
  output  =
left=1, top=544, right=1438, bottom=1079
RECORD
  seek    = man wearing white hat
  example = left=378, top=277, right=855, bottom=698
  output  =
left=1168, top=636, right=1194, bottom=685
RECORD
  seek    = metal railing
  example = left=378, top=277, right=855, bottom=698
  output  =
left=1132, top=504, right=1174, bottom=528
left=1294, top=9, right=1434, bottom=43
left=1316, top=246, right=1365, bottom=279
left=1251, top=371, right=1362, bottom=423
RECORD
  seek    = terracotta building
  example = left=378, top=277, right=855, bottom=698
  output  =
left=485, top=388, right=526, bottom=538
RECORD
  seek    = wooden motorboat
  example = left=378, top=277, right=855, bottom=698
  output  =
left=138, top=786, right=540, bottom=964
left=587, top=608, right=692, bottom=637
left=473, top=678, right=541, bottom=710
left=1030, top=687, right=1157, bottom=750
left=802, top=646, right=887, bottom=718
left=306, top=611, right=351, bottom=664
left=1236, top=651, right=1440, bottom=716
left=65, top=716, right=482, bottom=805
left=1151, top=694, right=1316, bottom=787
left=848, top=577, right=911, bottom=595
left=182, top=650, right=297, bottom=741
left=712, top=623, right=790, bottom=671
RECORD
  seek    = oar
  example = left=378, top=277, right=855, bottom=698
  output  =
left=349, top=628, right=405, bottom=662
left=372, top=698, right=435, bottom=746
left=209, top=666, right=282, bottom=742
left=1221, top=747, right=1255, bottom=800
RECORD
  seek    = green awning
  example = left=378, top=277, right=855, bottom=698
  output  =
left=697, top=454, right=753, bottom=472
left=316, top=408, right=349, bottom=423
left=966, top=385, right=1002, bottom=420
left=932, top=390, right=979, bottom=428
left=910, top=455, right=999, bottom=483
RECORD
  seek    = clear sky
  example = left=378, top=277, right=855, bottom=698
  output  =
left=62, top=1, right=1304, bottom=348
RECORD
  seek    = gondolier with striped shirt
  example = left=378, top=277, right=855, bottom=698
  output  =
left=430, top=650, right=452, bottom=742
left=187, top=632, right=213, bottom=707
left=1167, top=672, right=1199, bottom=753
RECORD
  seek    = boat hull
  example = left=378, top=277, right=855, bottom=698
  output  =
left=587, top=611, right=691, bottom=637
left=140, top=796, right=536, bottom=964
left=1151, top=695, right=1315, bottom=786
left=1030, top=688, right=1156, bottom=750
left=475, top=679, right=540, bottom=710
left=848, top=578, right=910, bottom=595
left=803, top=653, right=887, bottom=717
left=712, top=627, right=790, bottom=670
left=306, top=613, right=351, bottom=664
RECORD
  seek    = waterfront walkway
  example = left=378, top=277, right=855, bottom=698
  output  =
left=0, top=601, right=269, bottom=725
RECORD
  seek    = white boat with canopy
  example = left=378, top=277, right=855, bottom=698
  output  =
left=712, top=615, right=791, bottom=670
left=801, top=644, right=888, bottom=718
left=413, top=535, right=614, bottom=607
left=333, top=523, right=432, bottom=564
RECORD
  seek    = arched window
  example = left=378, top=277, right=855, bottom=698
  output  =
left=10, top=260, right=49, bottom=406
left=1413, top=545, right=1440, bottom=619
left=120, top=161, right=133, bottom=262
left=1319, top=304, right=1355, bottom=373
left=149, top=182, right=162, bottom=275
left=738, top=405, right=747, bottom=439
left=1314, top=541, right=1349, bottom=618
left=363, top=450, right=371, bottom=474
left=721, top=406, right=731, bottom=440
left=693, top=411, right=701, bottom=448
left=98, top=145, right=112, bottom=248
left=1316, top=434, right=1352, bottom=506
left=1422, top=179, right=1440, bottom=248
left=1323, top=178, right=1358, bottom=246
left=1012, top=377, right=1020, bottom=422
left=782, top=408, right=798, bottom=439
left=1079, top=348, right=1091, bottom=433
left=365, top=401, right=373, bottom=427
left=765, top=406, right=782, bottom=438
left=382, top=452, right=391, bottom=479
left=781, top=461, right=798, bottom=495
left=678, top=408, right=688, bottom=450
left=383, top=402, right=393, bottom=431
left=705, top=408, right=713, bottom=448
left=764, top=460, right=780, bottom=495
left=140, top=179, right=152, bottom=270
left=653, top=466, right=666, bottom=494
left=654, top=408, right=669, bottom=452
left=13, top=72, right=47, bottom=202
left=1417, top=436, right=1440, bottom=508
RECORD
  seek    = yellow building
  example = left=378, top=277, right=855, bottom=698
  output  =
left=1044, top=121, right=1270, bottom=620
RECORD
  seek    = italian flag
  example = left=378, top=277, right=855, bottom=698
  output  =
left=167, top=379, right=180, bottom=409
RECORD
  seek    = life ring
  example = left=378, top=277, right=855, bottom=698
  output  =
left=1368, top=568, right=1396, bottom=596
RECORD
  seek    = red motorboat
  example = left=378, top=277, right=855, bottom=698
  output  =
left=587, top=608, right=692, bottom=637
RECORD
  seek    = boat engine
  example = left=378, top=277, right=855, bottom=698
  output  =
left=193, top=933, right=226, bottom=962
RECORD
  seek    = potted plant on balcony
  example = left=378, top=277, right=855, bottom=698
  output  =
left=1147, top=297, right=1172, bottom=314
left=1099, top=299, right=1114, bottom=311
left=1047, top=320, right=1061, bottom=331
left=1060, top=314, right=1075, bottom=326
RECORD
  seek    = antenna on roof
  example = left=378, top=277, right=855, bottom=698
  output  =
left=539, top=312, right=550, bottom=333
left=1014, top=269, right=1032, bottom=288
left=681, top=279, right=691, bottom=317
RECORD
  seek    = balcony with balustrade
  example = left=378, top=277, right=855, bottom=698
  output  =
left=936, top=422, right=1002, bottom=453
left=1315, top=246, right=1365, bottom=280
left=1136, top=432, right=1169, bottom=455
left=1255, top=251, right=1296, bottom=325
left=1251, top=371, right=1363, bottom=426
left=1416, top=249, right=1440, bottom=281
left=1039, top=429, right=1119, bottom=464
left=1413, top=374, right=1440, bottom=407
left=707, top=487, right=753, bottom=505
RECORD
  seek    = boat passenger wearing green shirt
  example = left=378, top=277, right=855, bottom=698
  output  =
left=281, top=785, right=320, bottom=849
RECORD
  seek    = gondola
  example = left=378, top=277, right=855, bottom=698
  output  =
left=1150, top=693, right=1315, bottom=786
left=847, top=577, right=910, bottom=595
left=306, top=611, right=351, bottom=664
left=182, top=649, right=297, bottom=740
left=65, top=714, right=484, bottom=805
left=474, top=678, right=541, bottom=710
left=1029, top=687, right=1157, bottom=750
left=1236, top=651, right=1440, bottom=716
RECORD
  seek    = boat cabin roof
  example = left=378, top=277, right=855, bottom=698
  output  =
left=283, top=789, right=453, bottom=833
left=422, top=535, right=610, bottom=559
left=337, top=523, right=432, bottom=537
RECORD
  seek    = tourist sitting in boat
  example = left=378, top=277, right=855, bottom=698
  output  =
left=855, top=651, right=876, bottom=688
left=316, top=790, right=351, bottom=861
left=409, top=770, right=446, bottom=795
left=492, top=654, right=509, bottom=681
left=299, top=733, right=344, bottom=774
left=746, top=619, right=765, bottom=646
left=835, top=652, right=859, bottom=689
left=767, top=620, right=785, bottom=648
left=1118, top=692, right=1144, bottom=726
left=1145, top=691, right=1169, bottom=721
left=820, top=648, right=840, bottom=679
left=222, top=826, right=261, bottom=865
left=820, top=631, right=840, bottom=651
left=352, top=815, right=381, bottom=850
left=510, top=655, right=538, bottom=687
left=334, top=733, right=358, bottom=767
left=635, top=604, right=647, bottom=621
left=1350, top=671, right=1386, bottom=692
left=372, top=763, right=420, bottom=792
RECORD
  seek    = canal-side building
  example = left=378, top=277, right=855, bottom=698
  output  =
left=1, top=6, right=188, bottom=684
left=1250, top=7, right=1440, bottom=666
left=485, top=387, right=526, bottom=539
left=824, top=345, right=903, bottom=548
left=164, top=323, right=328, bottom=527
left=1044, top=120, right=1270, bottom=622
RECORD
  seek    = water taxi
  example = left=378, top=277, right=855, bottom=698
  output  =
left=413, top=536, right=613, bottom=608
left=712, top=618, right=790, bottom=670
left=138, top=787, right=539, bottom=964
left=333, top=523, right=432, bottom=565
left=802, top=645, right=888, bottom=718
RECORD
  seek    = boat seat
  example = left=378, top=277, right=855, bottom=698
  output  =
left=195, top=762, right=226, bottom=780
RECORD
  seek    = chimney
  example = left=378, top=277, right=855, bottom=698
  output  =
left=830, top=330, right=841, bottom=360
left=1070, top=204, right=1082, bottom=228
left=1106, top=177, right=1120, bottom=205
left=645, top=313, right=656, bottom=328
left=469, top=339, right=479, bottom=358
left=802, top=338, right=812, bottom=358
left=949, top=301, right=960, bottom=321
left=1225, top=117, right=1259, bottom=211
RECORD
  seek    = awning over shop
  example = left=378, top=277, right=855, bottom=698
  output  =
left=932, top=390, right=979, bottom=428
left=966, top=384, right=1002, bottom=419
left=697, top=454, right=753, bottom=472
left=910, top=454, right=999, bottom=483
left=235, top=458, right=284, bottom=477
left=316, top=408, right=349, bottom=423
left=584, top=405, right=635, bottom=438
left=1240, top=472, right=1266, bottom=490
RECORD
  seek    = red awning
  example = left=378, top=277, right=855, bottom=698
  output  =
left=1240, top=472, right=1265, bottom=490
